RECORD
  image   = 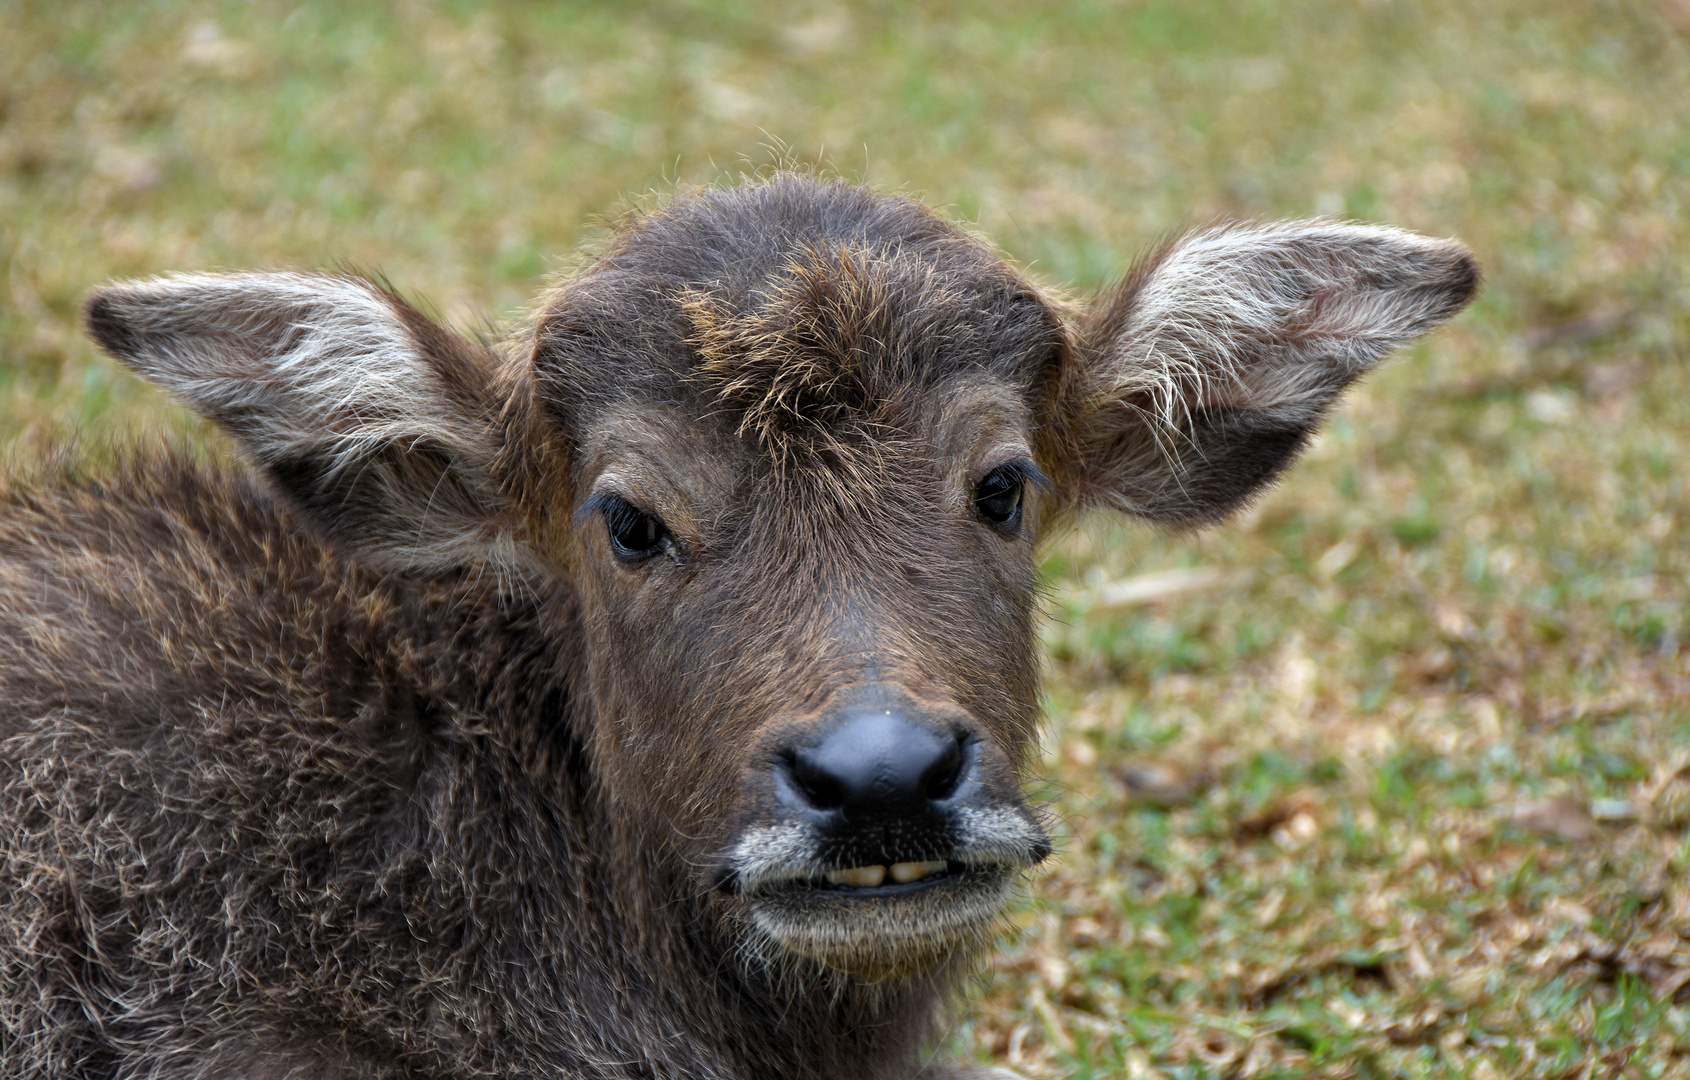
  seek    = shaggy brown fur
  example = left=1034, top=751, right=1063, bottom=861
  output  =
left=0, top=174, right=1477, bottom=1079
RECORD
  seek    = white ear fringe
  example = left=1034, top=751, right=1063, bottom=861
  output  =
left=90, top=273, right=519, bottom=573
left=1076, top=221, right=1476, bottom=523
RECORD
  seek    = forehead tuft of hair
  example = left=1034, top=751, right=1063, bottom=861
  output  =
left=684, top=244, right=956, bottom=461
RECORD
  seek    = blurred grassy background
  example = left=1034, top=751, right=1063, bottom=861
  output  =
left=2, top=1, right=1687, bottom=1076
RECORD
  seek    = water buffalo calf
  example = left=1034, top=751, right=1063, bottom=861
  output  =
left=0, top=175, right=1476, bottom=1079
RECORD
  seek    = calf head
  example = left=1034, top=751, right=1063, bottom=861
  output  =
left=85, top=176, right=1476, bottom=984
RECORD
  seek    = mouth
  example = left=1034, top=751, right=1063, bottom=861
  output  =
left=820, top=859, right=950, bottom=891
left=723, top=834, right=1039, bottom=979
left=719, top=782, right=1051, bottom=979
left=758, top=857, right=1008, bottom=904
left=740, top=858, right=1022, bottom=979
left=730, top=848, right=1021, bottom=902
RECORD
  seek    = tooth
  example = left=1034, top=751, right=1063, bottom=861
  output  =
left=826, top=865, right=887, bottom=888
left=889, top=860, right=948, bottom=884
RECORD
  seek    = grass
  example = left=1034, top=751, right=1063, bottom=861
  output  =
left=3, top=1, right=1688, bottom=1076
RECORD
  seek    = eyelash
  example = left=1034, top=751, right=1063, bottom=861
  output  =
left=973, top=459, right=1045, bottom=532
left=582, top=493, right=673, bottom=563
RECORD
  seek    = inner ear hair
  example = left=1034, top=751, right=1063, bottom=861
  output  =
left=1067, top=220, right=1479, bottom=527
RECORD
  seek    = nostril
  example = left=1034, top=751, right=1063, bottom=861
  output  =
left=788, top=752, right=847, bottom=810
left=921, top=733, right=966, bottom=801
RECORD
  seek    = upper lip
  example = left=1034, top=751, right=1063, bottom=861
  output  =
left=714, top=772, right=1053, bottom=895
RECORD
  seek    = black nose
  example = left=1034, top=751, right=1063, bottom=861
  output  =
left=787, top=712, right=966, bottom=818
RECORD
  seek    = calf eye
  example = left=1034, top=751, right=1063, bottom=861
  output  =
left=601, top=497, right=670, bottom=562
left=974, top=464, right=1026, bottom=528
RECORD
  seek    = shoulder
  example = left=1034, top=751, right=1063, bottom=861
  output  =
left=0, top=445, right=364, bottom=729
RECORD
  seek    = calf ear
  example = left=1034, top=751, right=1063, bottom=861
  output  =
left=1066, top=222, right=1478, bottom=527
left=84, top=273, right=524, bottom=572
